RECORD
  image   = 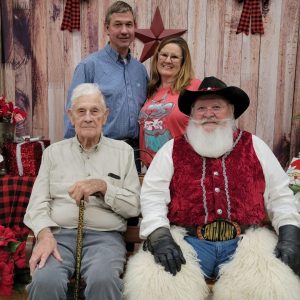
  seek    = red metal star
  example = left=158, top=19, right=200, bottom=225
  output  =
left=135, top=7, right=187, bottom=62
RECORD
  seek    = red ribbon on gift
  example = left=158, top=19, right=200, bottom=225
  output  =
left=236, top=0, right=264, bottom=35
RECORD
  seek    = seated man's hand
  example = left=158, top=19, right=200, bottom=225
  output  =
left=29, top=228, right=62, bottom=276
left=275, top=225, right=300, bottom=274
left=68, top=179, right=107, bottom=205
left=144, top=227, right=186, bottom=276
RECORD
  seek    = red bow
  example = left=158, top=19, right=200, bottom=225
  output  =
left=237, top=0, right=264, bottom=35
left=61, top=0, right=81, bottom=32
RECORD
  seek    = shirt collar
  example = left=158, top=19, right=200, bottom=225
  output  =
left=74, top=135, right=103, bottom=153
left=105, top=43, right=131, bottom=63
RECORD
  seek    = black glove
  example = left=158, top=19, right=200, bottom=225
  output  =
left=275, top=225, right=300, bottom=274
left=143, top=227, right=186, bottom=276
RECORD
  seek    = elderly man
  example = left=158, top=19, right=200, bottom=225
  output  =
left=24, top=83, right=140, bottom=300
left=124, top=77, right=300, bottom=300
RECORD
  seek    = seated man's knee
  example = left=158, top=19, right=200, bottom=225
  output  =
left=28, top=267, right=68, bottom=297
left=85, top=267, right=122, bottom=294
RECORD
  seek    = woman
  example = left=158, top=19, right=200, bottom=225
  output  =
left=138, top=36, right=201, bottom=166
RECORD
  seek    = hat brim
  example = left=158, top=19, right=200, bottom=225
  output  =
left=178, top=87, right=250, bottom=119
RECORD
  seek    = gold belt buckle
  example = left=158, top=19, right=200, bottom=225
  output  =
left=196, top=219, right=241, bottom=241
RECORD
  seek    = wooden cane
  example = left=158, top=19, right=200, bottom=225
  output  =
left=74, top=199, right=85, bottom=300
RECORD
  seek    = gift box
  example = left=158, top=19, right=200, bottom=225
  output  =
left=4, top=139, right=50, bottom=176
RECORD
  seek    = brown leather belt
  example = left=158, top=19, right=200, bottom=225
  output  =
left=185, top=219, right=255, bottom=242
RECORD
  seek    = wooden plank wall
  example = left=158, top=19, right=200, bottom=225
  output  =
left=0, top=0, right=299, bottom=167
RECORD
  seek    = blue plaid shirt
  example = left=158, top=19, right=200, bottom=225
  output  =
left=64, top=44, right=148, bottom=139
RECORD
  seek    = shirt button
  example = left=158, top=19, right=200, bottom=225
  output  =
left=214, top=187, right=220, bottom=193
left=217, top=209, right=223, bottom=215
left=213, top=171, right=219, bottom=176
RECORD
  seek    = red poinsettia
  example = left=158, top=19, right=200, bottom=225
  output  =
left=0, top=225, right=29, bottom=297
left=12, top=241, right=26, bottom=269
left=0, top=260, right=14, bottom=297
left=11, top=225, right=30, bottom=241
left=0, top=226, right=17, bottom=247
left=0, top=248, right=10, bottom=262
left=0, top=96, right=27, bottom=125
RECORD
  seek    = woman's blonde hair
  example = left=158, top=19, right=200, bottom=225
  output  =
left=148, top=36, right=194, bottom=98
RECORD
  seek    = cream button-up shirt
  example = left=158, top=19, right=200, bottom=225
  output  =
left=24, top=136, right=140, bottom=237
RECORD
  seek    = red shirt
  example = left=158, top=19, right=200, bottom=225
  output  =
left=138, top=79, right=201, bottom=166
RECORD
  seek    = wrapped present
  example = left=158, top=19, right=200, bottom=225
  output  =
left=4, top=139, right=50, bottom=176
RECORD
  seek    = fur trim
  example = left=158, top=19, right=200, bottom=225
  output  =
left=123, top=226, right=209, bottom=300
left=213, top=227, right=300, bottom=300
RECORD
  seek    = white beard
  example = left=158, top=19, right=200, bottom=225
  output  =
left=186, top=118, right=236, bottom=158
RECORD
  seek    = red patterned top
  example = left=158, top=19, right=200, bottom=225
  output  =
left=138, top=79, right=201, bottom=166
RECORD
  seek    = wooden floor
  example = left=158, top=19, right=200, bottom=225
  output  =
left=0, top=291, right=27, bottom=300
left=0, top=287, right=214, bottom=300
left=0, top=290, right=214, bottom=300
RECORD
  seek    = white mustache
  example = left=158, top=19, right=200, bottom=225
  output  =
left=189, top=118, right=233, bottom=126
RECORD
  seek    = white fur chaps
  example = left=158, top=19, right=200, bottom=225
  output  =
left=123, top=226, right=209, bottom=300
left=123, top=226, right=300, bottom=300
left=213, top=227, right=300, bottom=300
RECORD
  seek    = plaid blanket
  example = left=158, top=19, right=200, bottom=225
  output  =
left=0, top=175, right=35, bottom=227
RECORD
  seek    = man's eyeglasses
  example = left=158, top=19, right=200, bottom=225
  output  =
left=158, top=52, right=182, bottom=63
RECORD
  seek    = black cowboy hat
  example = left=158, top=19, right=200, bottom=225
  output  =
left=178, top=76, right=250, bottom=119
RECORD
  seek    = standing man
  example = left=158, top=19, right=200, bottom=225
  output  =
left=64, top=1, right=148, bottom=152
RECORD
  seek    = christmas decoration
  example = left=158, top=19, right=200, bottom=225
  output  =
left=287, top=155, right=300, bottom=194
left=0, top=225, right=30, bottom=297
left=0, top=96, right=26, bottom=125
left=236, top=0, right=264, bottom=35
left=4, top=139, right=50, bottom=176
left=135, top=7, right=187, bottom=62
left=61, top=0, right=81, bottom=32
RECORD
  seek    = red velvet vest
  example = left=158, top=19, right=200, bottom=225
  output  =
left=168, top=131, right=266, bottom=226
